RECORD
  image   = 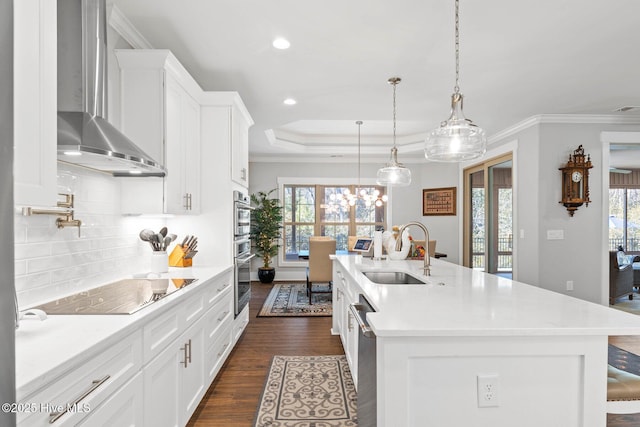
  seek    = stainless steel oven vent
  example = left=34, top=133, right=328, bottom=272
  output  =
left=57, top=0, right=165, bottom=177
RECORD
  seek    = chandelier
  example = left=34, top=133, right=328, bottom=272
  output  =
left=377, top=77, right=411, bottom=187
left=335, top=121, right=388, bottom=208
left=424, top=0, right=486, bottom=162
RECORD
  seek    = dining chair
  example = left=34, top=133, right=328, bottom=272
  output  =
left=306, top=237, right=336, bottom=304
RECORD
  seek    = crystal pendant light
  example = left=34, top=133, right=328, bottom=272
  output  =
left=338, top=121, right=388, bottom=208
left=424, top=0, right=486, bottom=162
left=377, top=77, right=411, bottom=187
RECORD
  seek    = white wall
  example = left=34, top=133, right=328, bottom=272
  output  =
left=490, top=119, right=640, bottom=304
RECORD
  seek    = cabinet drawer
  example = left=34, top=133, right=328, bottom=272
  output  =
left=233, top=304, right=249, bottom=343
left=205, top=293, right=233, bottom=348
left=206, top=323, right=232, bottom=381
left=143, top=304, right=182, bottom=363
left=204, top=272, right=233, bottom=308
left=143, top=290, right=205, bottom=363
left=182, top=292, right=205, bottom=325
left=19, top=330, right=142, bottom=426
left=76, top=371, right=143, bottom=426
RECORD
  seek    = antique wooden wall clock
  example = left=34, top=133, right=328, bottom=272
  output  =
left=559, top=145, right=593, bottom=216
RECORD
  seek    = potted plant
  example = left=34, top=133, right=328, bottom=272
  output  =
left=250, top=189, right=283, bottom=283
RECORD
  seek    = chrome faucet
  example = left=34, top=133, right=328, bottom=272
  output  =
left=395, top=221, right=431, bottom=276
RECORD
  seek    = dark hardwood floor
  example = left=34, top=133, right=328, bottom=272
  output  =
left=187, top=281, right=640, bottom=426
left=187, top=282, right=344, bottom=426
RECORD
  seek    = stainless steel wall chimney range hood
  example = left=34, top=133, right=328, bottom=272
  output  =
left=57, top=0, right=165, bottom=177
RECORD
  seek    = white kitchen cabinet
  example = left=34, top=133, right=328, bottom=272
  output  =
left=116, top=49, right=201, bottom=214
left=77, top=372, right=144, bottom=427
left=232, top=304, right=250, bottom=343
left=13, top=0, right=57, bottom=207
left=345, top=303, right=359, bottom=386
left=231, top=108, right=251, bottom=186
left=17, top=330, right=142, bottom=426
left=332, top=262, right=358, bottom=388
left=144, top=313, right=206, bottom=427
left=143, top=270, right=234, bottom=427
left=200, top=92, right=254, bottom=190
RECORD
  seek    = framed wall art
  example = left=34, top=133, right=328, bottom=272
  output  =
left=422, top=187, right=456, bottom=216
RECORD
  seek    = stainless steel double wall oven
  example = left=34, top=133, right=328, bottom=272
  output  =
left=234, top=191, right=253, bottom=317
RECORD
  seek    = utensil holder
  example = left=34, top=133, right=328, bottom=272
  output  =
left=169, top=245, right=192, bottom=267
left=150, top=251, right=169, bottom=273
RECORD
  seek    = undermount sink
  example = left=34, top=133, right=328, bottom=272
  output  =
left=362, top=271, right=427, bottom=285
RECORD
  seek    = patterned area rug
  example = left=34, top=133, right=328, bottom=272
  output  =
left=254, top=355, right=357, bottom=427
left=258, top=282, right=332, bottom=317
left=609, top=344, right=640, bottom=376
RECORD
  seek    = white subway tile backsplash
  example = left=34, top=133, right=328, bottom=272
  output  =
left=15, top=164, right=158, bottom=308
left=14, top=242, right=51, bottom=260
left=14, top=260, right=27, bottom=277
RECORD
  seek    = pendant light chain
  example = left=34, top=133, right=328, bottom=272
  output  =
left=454, top=0, right=460, bottom=94
left=392, top=81, right=397, bottom=148
left=356, top=120, right=362, bottom=191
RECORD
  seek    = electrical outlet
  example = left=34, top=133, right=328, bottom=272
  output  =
left=477, top=374, right=500, bottom=408
left=566, top=280, right=574, bottom=291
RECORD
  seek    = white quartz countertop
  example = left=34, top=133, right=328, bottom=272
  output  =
left=332, top=255, right=640, bottom=338
left=15, top=265, right=232, bottom=401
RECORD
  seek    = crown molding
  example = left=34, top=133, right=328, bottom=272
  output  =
left=108, top=5, right=153, bottom=49
left=488, top=114, right=640, bottom=146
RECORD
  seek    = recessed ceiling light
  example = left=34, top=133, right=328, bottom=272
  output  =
left=63, top=151, right=82, bottom=156
left=272, top=38, right=290, bottom=50
left=283, top=98, right=297, bottom=106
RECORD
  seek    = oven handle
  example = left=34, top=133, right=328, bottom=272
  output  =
left=236, top=253, right=255, bottom=263
left=235, top=203, right=255, bottom=211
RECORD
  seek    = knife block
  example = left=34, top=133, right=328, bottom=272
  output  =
left=169, top=245, right=192, bottom=267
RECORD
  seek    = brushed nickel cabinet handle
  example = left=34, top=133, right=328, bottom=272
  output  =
left=217, top=343, right=229, bottom=358
left=217, top=311, right=229, bottom=322
left=49, top=375, right=110, bottom=423
left=180, top=341, right=189, bottom=368
left=186, top=339, right=192, bottom=365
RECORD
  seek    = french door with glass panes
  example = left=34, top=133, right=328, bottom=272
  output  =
left=463, top=154, right=513, bottom=277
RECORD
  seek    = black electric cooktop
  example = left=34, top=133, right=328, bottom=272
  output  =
left=32, top=278, right=198, bottom=315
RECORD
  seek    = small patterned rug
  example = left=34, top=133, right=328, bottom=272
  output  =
left=257, top=282, right=332, bottom=317
left=609, top=344, right=640, bottom=376
left=254, top=355, right=357, bottom=427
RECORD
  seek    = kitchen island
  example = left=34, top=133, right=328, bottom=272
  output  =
left=331, top=254, right=640, bottom=427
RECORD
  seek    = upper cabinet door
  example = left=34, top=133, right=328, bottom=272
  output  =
left=14, top=0, right=57, bottom=207
left=164, top=72, right=201, bottom=214
left=231, top=109, right=250, bottom=187
left=117, top=50, right=201, bottom=215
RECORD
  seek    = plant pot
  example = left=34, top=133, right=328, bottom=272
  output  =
left=258, top=267, right=276, bottom=283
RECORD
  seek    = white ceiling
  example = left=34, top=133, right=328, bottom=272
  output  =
left=111, top=0, right=640, bottom=163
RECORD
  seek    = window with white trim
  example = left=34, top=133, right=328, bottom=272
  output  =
left=283, top=184, right=386, bottom=261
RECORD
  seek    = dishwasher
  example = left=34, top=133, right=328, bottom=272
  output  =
left=349, top=295, right=377, bottom=427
